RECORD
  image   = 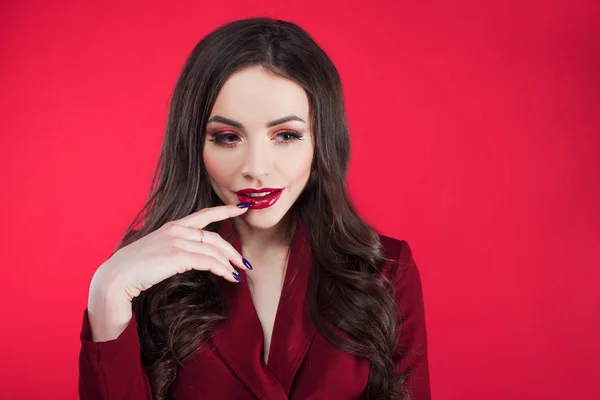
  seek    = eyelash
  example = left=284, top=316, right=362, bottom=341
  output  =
left=207, top=131, right=304, bottom=148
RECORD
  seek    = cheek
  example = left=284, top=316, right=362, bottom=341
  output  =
left=203, top=148, right=239, bottom=186
left=280, top=147, right=313, bottom=185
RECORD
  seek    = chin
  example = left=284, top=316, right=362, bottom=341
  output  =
left=241, top=206, right=289, bottom=230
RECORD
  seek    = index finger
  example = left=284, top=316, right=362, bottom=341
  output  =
left=176, top=203, right=251, bottom=229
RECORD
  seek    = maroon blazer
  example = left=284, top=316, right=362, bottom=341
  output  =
left=79, top=219, right=430, bottom=399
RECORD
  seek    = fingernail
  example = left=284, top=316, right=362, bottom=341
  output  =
left=236, top=202, right=253, bottom=208
left=242, top=258, right=253, bottom=270
left=232, top=271, right=243, bottom=282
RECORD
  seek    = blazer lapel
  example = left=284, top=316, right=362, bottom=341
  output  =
left=266, top=219, right=317, bottom=394
left=211, top=218, right=317, bottom=398
left=211, top=219, right=288, bottom=400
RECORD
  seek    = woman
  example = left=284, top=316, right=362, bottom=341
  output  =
left=79, top=17, right=430, bottom=400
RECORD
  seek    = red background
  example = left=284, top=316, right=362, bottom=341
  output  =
left=1, top=1, right=599, bottom=399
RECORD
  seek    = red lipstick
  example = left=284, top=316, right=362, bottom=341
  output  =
left=235, top=188, right=283, bottom=210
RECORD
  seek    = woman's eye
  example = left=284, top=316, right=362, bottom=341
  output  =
left=209, top=133, right=240, bottom=146
left=275, top=131, right=303, bottom=142
left=219, top=133, right=239, bottom=143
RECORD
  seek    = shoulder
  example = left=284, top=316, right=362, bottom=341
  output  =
left=378, top=234, right=417, bottom=275
left=378, top=234, right=414, bottom=266
left=377, top=233, right=424, bottom=299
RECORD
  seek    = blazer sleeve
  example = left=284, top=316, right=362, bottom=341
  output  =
left=391, top=241, right=431, bottom=400
left=78, top=308, right=152, bottom=399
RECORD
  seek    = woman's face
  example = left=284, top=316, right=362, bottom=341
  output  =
left=203, top=65, right=314, bottom=230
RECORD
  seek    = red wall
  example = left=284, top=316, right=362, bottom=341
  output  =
left=1, top=1, right=598, bottom=399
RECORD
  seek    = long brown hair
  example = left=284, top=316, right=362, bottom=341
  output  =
left=116, top=18, right=409, bottom=399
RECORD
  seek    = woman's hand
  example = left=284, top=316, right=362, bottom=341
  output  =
left=86, top=204, right=251, bottom=341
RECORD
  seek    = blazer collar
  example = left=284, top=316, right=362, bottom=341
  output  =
left=211, top=217, right=317, bottom=398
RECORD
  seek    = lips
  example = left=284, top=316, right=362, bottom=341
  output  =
left=235, top=188, right=283, bottom=210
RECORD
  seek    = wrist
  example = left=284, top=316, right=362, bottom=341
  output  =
left=88, top=271, right=131, bottom=320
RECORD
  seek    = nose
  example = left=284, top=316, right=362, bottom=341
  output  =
left=240, top=138, right=271, bottom=180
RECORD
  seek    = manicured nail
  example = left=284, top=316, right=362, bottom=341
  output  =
left=242, top=258, right=253, bottom=270
left=232, top=271, right=243, bottom=282
left=236, top=202, right=253, bottom=208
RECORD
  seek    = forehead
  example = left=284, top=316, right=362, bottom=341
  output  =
left=209, top=65, right=309, bottom=125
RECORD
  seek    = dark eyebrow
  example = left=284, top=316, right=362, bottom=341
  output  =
left=206, top=115, right=305, bottom=129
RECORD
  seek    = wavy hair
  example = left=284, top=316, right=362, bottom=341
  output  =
left=115, top=17, right=409, bottom=399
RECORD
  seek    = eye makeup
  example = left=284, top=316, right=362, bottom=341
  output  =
left=206, top=130, right=305, bottom=148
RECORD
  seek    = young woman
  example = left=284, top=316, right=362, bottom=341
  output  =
left=79, top=17, right=430, bottom=400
